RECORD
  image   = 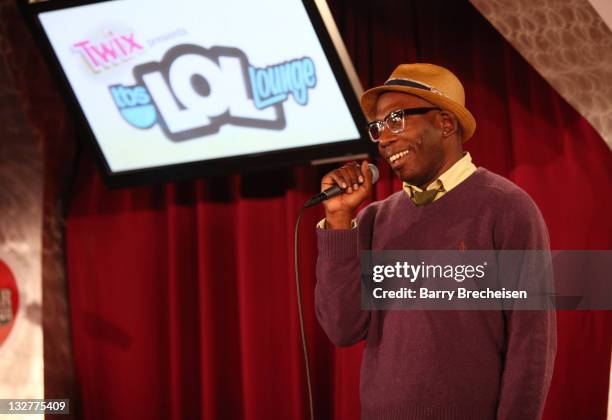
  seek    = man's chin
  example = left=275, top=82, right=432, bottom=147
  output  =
left=396, top=169, right=420, bottom=185
left=394, top=165, right=437, bottom=188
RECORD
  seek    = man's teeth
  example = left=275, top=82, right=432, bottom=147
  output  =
left=389, top=149, right=410, bottom=163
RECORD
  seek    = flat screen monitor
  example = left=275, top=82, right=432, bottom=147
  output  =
left=20, top=0, right=372, bottom=186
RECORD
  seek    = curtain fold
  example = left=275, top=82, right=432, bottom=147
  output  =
left=64, top=0, right=611, bottom=419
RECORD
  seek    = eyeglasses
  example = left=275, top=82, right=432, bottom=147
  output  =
left=366, top=107, right=441, bottom=142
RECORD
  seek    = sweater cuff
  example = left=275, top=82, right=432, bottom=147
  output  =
left=317, top=226, right=360, bottom=259
left=316, top=218, right=357, bottom=229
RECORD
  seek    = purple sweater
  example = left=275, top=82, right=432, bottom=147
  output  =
left=315, top=168, right=556, bottom=420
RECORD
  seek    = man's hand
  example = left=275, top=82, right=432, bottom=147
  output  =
left=321, top=160, right=374, bottom=229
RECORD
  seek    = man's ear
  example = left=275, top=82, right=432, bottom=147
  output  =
left=437, top=111, right=459, bottom=138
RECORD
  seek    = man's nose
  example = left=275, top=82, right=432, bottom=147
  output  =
left=378, top=130, right=397, bottom=148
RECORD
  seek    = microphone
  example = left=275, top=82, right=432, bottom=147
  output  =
left=304, top=163, right=379, bottom=208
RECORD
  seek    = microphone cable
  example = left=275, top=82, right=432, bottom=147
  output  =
left=294, top=205, right=315, bottom=420
left=293, top=162, right=376, bottom=420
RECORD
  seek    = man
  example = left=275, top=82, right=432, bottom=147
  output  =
left=315, top=64, right=556, bottom=419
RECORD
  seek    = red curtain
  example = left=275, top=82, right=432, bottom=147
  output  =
left=64, top=0, right=611, bottom=419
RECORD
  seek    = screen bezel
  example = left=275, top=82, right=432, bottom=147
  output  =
left=18, top=0, right=374, bottom=188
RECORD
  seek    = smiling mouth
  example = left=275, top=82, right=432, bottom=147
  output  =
left=389, top=148, right=411, bottom=163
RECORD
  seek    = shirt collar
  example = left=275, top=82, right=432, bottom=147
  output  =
left=402, top=152, right=475, bottom=196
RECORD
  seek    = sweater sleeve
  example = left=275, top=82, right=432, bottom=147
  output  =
left=494, top=189, right=557, bottom=420
left=314, top=213, right=372, bottom=347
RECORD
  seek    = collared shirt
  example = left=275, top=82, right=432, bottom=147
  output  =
left=317, top=153, right=477, bottom=229
left=402, top=152, right=476, bottom=202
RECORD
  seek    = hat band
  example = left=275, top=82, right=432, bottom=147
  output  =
left=385, top=79, right=444, bottom=96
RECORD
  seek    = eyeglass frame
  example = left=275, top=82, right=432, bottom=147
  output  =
left=366, top=107, right=441, bottom=143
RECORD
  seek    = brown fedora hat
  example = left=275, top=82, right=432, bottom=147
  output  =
left=361, top=63, right=476, bottom=142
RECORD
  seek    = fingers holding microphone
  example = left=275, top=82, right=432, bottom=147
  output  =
left=321, top=161, right=375, bottom=229
left=324, top=161, right=365, bottom=192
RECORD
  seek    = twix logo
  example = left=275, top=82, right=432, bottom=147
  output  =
left=72, top=30, right=144, bottom=72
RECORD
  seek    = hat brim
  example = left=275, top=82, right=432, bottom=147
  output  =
left=360, top=85, right=476, bottom=142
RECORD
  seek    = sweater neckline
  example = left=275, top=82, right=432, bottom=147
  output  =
left=399, top=167, right=487, bottom=211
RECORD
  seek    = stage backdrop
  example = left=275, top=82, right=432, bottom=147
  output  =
left=41, top=0, right=612, bottom=419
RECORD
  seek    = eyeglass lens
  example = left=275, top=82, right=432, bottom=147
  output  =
left=368, top=110, right=404, bottom=142
left=386, top=111, right=404, bottom=133
left=368, top=121, right=383, bottom=141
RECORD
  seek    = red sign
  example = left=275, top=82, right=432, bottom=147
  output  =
left=0, top=259, right=19, bottom=347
